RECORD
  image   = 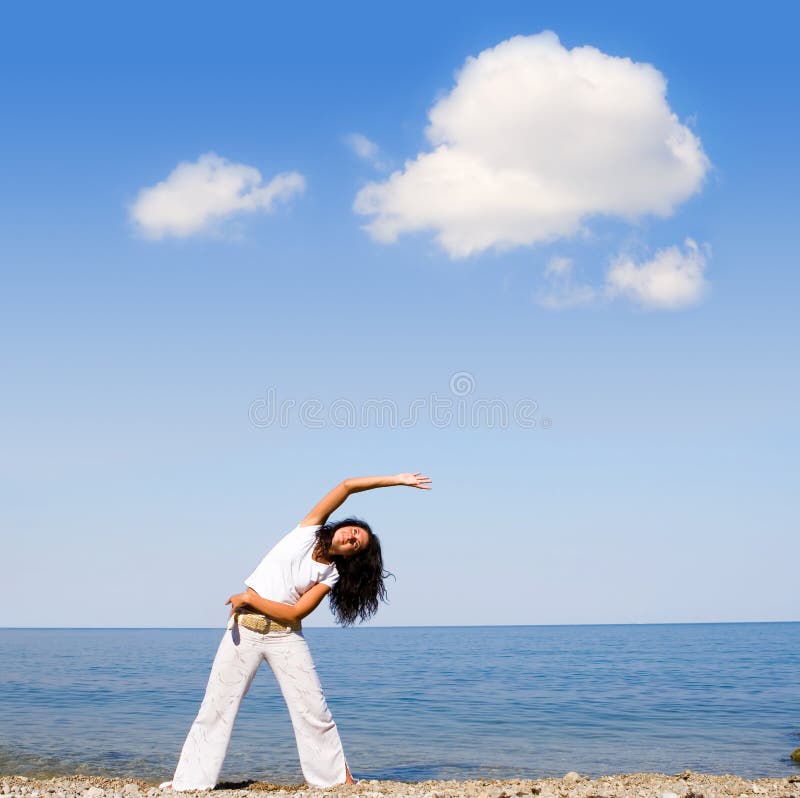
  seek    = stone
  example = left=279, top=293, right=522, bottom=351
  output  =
left=123, top=786, right=140, bottom=797
left=563, top=774, right=581, bottom=785
left=791, top=748, right=800, bottom=763
left=662, top=792, right=680, bottom=798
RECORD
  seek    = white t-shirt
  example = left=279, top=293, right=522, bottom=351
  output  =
left=244, top=524, right=339, bottom=604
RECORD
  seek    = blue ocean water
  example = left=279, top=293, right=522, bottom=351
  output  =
left=1, top=624, right=798, bottom=783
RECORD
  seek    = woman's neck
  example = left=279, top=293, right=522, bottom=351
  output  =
left=313, top=540, right=332, bottom=565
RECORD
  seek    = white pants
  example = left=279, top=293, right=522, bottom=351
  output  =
left=172, top=621, right=348, bottom=790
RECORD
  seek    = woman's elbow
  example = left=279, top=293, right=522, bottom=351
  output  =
left=287, top=610, right=303, bottom=626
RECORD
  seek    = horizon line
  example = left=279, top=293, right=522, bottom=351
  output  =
left=2, top=619, right=798, bottom=631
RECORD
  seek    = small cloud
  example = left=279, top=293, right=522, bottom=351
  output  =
left=545, top=256, right=573, bottom=278
left=344, top=132, right=387, bottom=170
left=537, top=282, right=597, bottom=310
left=130, top=153, right=305, bottom=240
left=605, top=238, right=710, bottom=310
left=354, top=31, right=710, bottom=258
left=536, top=256, right=596, bottom=309
left=345, top=133, right=379, bottom=161
left=537, top=239, right=711, bottom=311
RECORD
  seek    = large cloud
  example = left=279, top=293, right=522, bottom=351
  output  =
left=354, top=32, right=709, bottom=258
left=130, top=153, right=305, bottom=239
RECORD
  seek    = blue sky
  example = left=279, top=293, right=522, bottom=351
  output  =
left=1, top=1, right=798, bottom=627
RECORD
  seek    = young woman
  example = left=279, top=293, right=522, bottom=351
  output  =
left=164, top=472, right=432, bottom=791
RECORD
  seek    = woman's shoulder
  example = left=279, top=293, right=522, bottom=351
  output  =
left=267, top=523, right=321, bottom=555
left=293, top=523, right=322, bottom=545
left=283, top=522, right=322, bottom=540
left=296, top=522, right=322, bottom=532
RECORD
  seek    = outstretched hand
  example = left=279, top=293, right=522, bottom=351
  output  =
left=396, top=472, right=432, bottom=489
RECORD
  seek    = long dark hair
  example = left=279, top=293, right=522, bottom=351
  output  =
left=315, top=517, right=390, bottom=626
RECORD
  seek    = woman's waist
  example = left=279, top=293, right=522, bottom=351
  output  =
left=231, top=609, right=301, bottom=634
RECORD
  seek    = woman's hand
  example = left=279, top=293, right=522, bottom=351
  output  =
left=396, top=472, right=432, bottom=489
left=226, top=590, right=252, bottom=615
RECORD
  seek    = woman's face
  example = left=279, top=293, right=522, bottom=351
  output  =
left=330, top=525, right=370, bottom=558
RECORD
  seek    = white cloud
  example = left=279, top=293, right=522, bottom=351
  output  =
left=344, top=132, right=388, bottom=170
left=545, top=256, right=574, bottom=277
left=536, top=256, right=597, bottom=308
left=130, top=153, right=306, bottom=240
left=354, top=31, right=710, bottom=258
left=537, top=239, right=710, bottom=311
left=345, top=133, right=379, bottom=161
left=605, top=238, right=710, bottom=309
left=537, top=281, right=597, bottom=310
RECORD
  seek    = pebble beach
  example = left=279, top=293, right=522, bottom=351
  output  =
left=3, top=772, right=799, bottom=798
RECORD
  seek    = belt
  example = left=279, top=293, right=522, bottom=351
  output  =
left=234, top=611, right=298, bottom=634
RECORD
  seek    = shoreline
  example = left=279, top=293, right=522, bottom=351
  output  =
left=3, top=772, right=799, bottom=798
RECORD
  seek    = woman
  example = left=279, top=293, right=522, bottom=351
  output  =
left=164, top=472, right=432, bottom=791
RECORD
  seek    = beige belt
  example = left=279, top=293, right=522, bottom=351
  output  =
left=234, top=611, right=298, bottom=634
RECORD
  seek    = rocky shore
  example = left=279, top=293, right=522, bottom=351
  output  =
left=2, top=772, right=798, bottom=798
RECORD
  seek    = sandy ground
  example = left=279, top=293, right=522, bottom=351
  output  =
left=2, top=771, right=799, bottom=798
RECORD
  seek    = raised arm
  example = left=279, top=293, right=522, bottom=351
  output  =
left=299, top=472, right=432, bottom=527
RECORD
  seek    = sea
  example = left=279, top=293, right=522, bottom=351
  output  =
left=1, top=624, right=799, bottom=784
